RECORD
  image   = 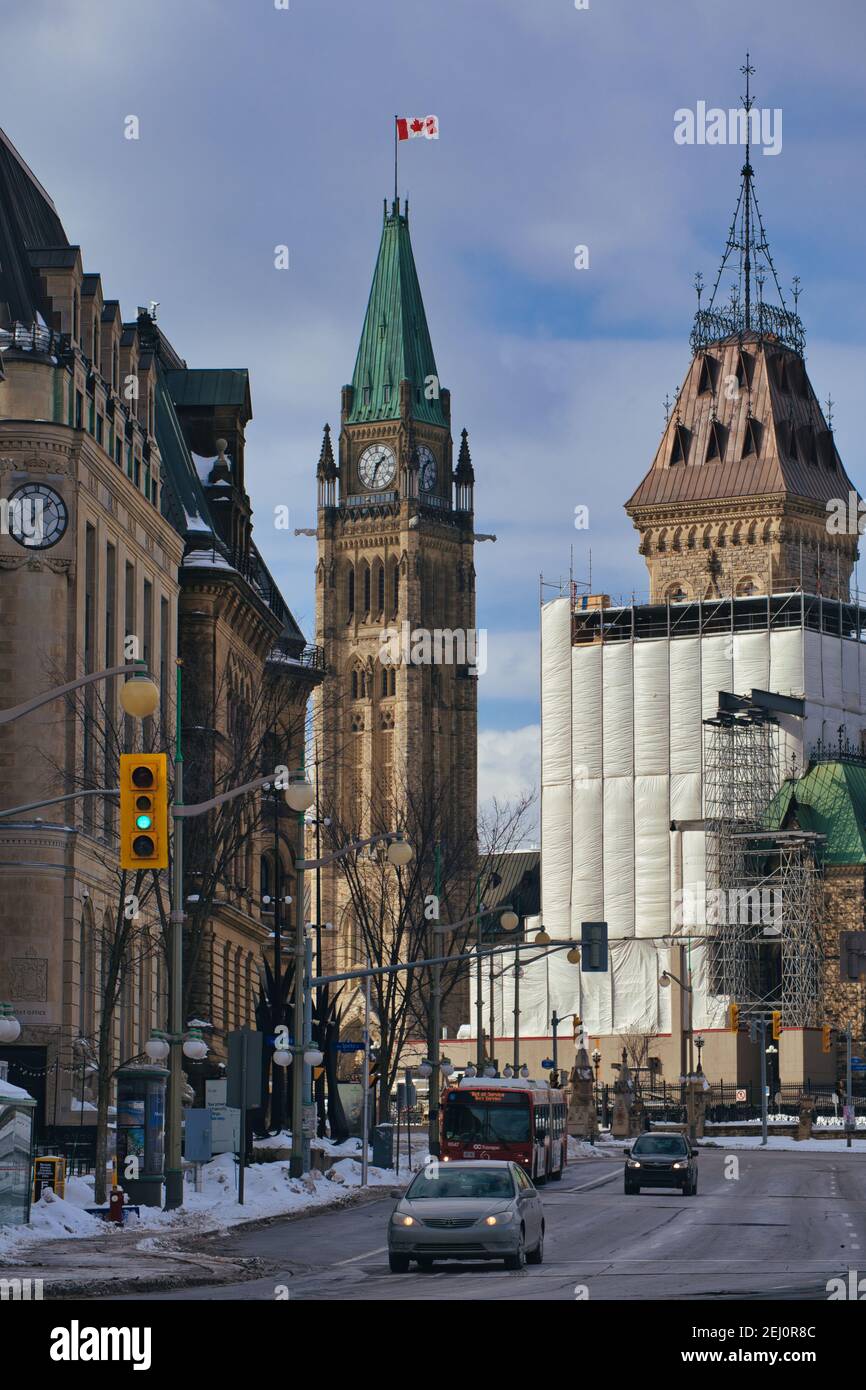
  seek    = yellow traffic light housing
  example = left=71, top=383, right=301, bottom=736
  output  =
left=728, top=1002, right=739, bottom=1032
left=120, top=753, right=169, bottom=869
left=771, top=1009, right=782, bottom=1041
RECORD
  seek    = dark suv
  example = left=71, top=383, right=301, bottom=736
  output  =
left=624, top=1132, right=697, bottom=1195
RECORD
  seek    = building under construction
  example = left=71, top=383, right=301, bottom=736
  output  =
left=510, top=75, right=866, bottom=1087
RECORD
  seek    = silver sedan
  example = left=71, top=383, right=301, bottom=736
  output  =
left=388, top=1160, right=544, bottom=1272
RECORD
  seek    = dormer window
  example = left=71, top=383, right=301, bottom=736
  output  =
left=735, top=350, right=754, bottom=390
left=670, top=423, right=690, bottom=465
left=697, top=355, right=717, bottom=394
left=706, top=419, right=727, bottom=462
left=741, top=417, right=762, bottom=459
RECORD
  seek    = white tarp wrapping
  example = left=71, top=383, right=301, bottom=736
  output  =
left=612, top=938, right=665, bottom=1031
left=634, top=774, right=670, bottom=937
left=843, top=637, right=860, bottom=703
left=770, top=627, right=804, bottom=697
left=578, top=953, right=613, bottom=1034
left=733, top=629, right=770, bottom=694
left=541, top=598, right=572, bottom=783
left=701, top=633, right=734, bottom=721
left=540, top=605, right=866, bottom=1050
left=821, top=633, right=843, bottom=710
left=691, top=942, right=729, bottom=1031
left=603, top=775, right=635, bottom=938
left=570, top=777, right=603, bottom=932
left=602, top=642, right=634, bottom=776
left=634, top=640, right=670, bottom=775
left=572, top=643, right=602, bottom=777
left=671, top=771, right=701, bottom=820
left=669, top=638, right=702, bottom=775
left=542, top=782, right=573, bottom=937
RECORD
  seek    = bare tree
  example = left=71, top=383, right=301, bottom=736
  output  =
left=321, top=768, right=535, bottom=1121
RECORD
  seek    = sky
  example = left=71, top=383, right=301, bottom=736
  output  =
left=3, top=0, right=866, bottom=823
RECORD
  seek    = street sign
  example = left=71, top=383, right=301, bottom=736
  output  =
left=227, top=1028, right=263, bottom=1109
left=206, top=1079, right=227, bottom=1107
left=184, top=1109, right=213, bottom=1163
left=302, top=1103, right=317, bottom=1138
left=541, top=1058, right=554, bottom=1069
left=334, top=1041, right=364, bottom=1053
left=210, top=1105, right=241, bottom=1155
left=735, top=1088, right=747, bottom=1102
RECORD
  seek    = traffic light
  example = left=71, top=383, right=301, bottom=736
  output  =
left=119, top=753, right=169, bottom=869
left=839, top=932, right=866, bottom=981
left=728, top=1002, right=739, bottom=1033
left=581, top=922, right=608, bottom=973
left=771, top=1010, right=782, bottom=1041
left=822, top=1024, right=833, bottom=1054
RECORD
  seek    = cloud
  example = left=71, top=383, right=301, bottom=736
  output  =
left=478, top=724, right=539, bottom=818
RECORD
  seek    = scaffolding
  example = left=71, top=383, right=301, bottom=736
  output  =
left=704, top=712, right=823, bottom=1026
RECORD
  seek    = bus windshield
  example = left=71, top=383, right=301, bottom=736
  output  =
left=444, top=1092, right=531, bottom=1144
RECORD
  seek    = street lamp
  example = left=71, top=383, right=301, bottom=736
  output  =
left=285, top=776, right=315, bottom=813
left=386, top=834, right=413, bottom=867
left=660, top=967, right=697, bottom=1143
left=182, top=1029, right=208, bottom=1062
left=566, top=947, right=581, bottom=965
left=119, top=675, right=159, bottom=719
left=273, top=1049, right=292, bottom=1068
left=144, top=1033, right=170, bottom=1063
left=0, top=1003, right=21, bottom=1042
left=500, top=909, right=519, bottom=932
left=416, top=1060, right=433, bottom=1079
left=535, top=928, right=551, bottom=945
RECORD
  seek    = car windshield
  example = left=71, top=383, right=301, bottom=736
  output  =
left=631, top=1135, right=689, bottom=1156
left=444, top=1095, right=530, bottom=1144
left=406, top=1168, right=516, bottom=1201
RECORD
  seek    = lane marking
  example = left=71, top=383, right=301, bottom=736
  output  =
left=332, top=1246, right=388, bottom=1266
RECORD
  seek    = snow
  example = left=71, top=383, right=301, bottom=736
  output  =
left=698, top=1135, right=866, bottom=1152
left=190, top=452, right=217, bottom=483
left=0, top=1139, right=425, bottom=1258
left=0, top=1077, right=33, bottom=1101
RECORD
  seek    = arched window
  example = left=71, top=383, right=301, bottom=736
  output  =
left=78, top=902, right=95, bottom=1039
left=222, top=942, right=231, bottom=1032
left=391, top=559, right=400, bottom=614
left=389, top=668, right=396, bottom=697
left=363, top=563, right=371, bottom=614
left=347, top=566, right=355, bottom=618
left=381, top=667, right=388, bottom=697
left=351, top=668, right=359, bottom=700
left=260, top=854, right=272, bottom=900
left=377, top=562, right=385, bottom=614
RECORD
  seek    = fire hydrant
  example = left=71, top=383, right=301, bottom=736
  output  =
left=108, top=1186, right=125, bottom=1224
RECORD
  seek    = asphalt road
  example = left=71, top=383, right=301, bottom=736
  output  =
left=112, top=1147, right=866, bottom=1302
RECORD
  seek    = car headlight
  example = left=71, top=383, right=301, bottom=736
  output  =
left=627, top=1160, right=641, bottom=1168
left=483, top=1212, right=514, bottom=1226
left=392, top=1214, right=415, bottom=1227
left=672, top=1161, right=686, bottom=1170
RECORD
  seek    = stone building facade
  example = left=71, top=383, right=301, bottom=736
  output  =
left=0, top=125, right=317, bottom=1134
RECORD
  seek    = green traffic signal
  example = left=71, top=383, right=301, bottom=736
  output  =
left=135, top=813, right=153, bottom=830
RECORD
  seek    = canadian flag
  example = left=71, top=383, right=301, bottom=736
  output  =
left=396, top=115, right=439, bottom=141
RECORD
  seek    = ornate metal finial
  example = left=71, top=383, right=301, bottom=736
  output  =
left=663, top=391, right=673, bottom=424
left=690, top=57, right=805, bottom=359
left=825, top=395, right=835, bottom=431
left=694, top=271, right=704, bottom=309
left=792, top=275, right=802, bottom=312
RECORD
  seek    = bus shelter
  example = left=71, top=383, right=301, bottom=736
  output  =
left=0, top=1076, right=37, bottom=1226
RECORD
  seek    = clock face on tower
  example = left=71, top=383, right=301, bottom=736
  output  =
left=416, top=445, right=437, bottom=492
left=4, top=482, right=68, bottom=549
left=358, top=443, right=397, bottom=491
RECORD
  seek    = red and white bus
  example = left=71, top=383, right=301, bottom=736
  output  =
left=440, top=1077, right=568, bottom=1183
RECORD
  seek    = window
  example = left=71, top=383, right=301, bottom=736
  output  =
left=347, top=566, right=355, bottom=618
left=670, top=423, right=690, bottom=465
left=706, top=419, right=726, bottom=462
left=377, top=563, right=385, bottom=613
left=391, top=559, right=400, bottom=614
left=75, top=391, right=83, bottom=429
left=363, top=564, right=371, bottom=613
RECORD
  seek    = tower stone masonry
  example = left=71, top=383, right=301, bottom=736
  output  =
left=314, top=199, right=478, bottom=1034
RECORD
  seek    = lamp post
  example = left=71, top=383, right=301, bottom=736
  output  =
left=286, top=771, right=315, bottom=1178
left=660, top=966, right=696, bottom=1143
left=591, top=1047, right=602, bottom=1120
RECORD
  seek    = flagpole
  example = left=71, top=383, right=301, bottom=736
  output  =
left=394, top=114, right=398, bottom=209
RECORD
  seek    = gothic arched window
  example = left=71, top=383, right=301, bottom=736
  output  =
left=347, top=566, right=355, bottom=619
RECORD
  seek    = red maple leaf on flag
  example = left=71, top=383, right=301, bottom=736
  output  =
left=410, top=118, right=425, bottom=134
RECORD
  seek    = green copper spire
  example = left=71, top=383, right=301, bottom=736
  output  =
left=347, top=199, right=446, bottom=427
